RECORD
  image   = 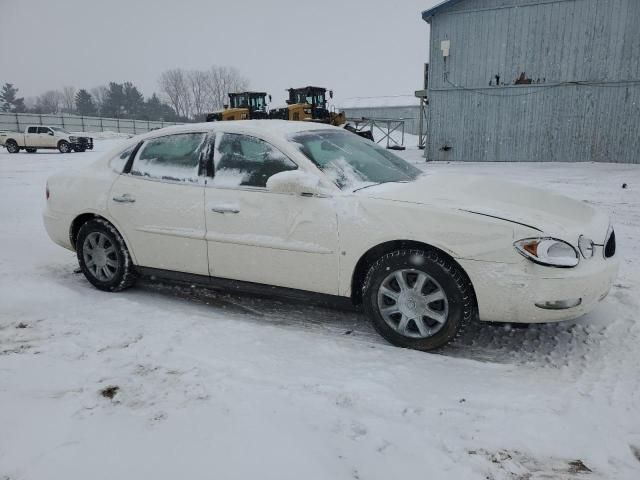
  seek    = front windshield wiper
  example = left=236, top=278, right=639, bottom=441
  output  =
left=352, top=180, right=412, bottom=192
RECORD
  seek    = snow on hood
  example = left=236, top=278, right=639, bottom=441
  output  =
left=356, top=174, right=611, bottom=243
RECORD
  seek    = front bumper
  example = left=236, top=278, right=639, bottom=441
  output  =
left=71, top=137, right=94, bottom=150
left=460, top=255, right=620, bottom=323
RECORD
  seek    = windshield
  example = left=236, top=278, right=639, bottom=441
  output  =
left=50, top=127, right=70, bottom=134
left=291, top=130, right=421, bottom=190
left=249, top=95, right=265, bottom=110
left=292, top=91, right=325, bottom=106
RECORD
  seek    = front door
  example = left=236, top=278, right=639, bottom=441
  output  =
left=205, top=132, right=340, bottom=295
left=38, top=127, right=57, bottom=148
left=108, top=132, right=210, bottom=275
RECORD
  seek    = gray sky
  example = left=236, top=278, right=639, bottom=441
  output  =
left=0, top=0, right=439, bottom=106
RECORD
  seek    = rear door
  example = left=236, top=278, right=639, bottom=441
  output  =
left=108, top=132, right=211, bottom=275
left=25, top=126, right=39, bottom=147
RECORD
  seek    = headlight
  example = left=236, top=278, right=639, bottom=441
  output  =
left=578, top=235, right=594, bottom=258
left=69, top=136, right=77, bottom=142
left=514, top=237, right=579, bottom=267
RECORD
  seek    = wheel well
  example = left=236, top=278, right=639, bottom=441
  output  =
left=69, top=213, right=104, bottom=249
left=350, top=240, right=476, bottom=306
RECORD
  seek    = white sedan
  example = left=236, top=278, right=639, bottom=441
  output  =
left=43, top=121, right=619, bottom=351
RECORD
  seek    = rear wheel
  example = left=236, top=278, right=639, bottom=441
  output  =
left=362, top=249, right=475, bottom=351
left=76, top=219, right=137, bottom=292
left=5, top=140, right=20, bottom=153
left=58, top=140, right=70, bottom=153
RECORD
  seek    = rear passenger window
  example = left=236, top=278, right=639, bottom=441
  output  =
left=213, top=133, right=297, bottom=188
left=27, top=127, right=38, bottom=134
left=130, top=133, right=207, bottom=183
left=109, top=144, right=137, bottom=173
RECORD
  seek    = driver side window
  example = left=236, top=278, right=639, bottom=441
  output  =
left=213, top=133, right=297, bottom=188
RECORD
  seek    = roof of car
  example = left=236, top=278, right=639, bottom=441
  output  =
left=151, top=120, right=338, bottom=138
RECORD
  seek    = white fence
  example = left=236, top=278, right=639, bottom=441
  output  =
left=0, top=112, right=182, bottom=135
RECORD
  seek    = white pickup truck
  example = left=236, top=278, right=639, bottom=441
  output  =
left=0, top=126, right=94, bottom=154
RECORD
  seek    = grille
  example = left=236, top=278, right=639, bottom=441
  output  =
left=604, top=229, right=616, bottom=258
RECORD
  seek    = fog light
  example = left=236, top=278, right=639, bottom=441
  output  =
left=535, top=298, right=582, bottom=310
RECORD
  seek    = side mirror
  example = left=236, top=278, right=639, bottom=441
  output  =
left=266, top=170, right=330, bottom=197
left=48, top=131, right=54, bottom=136
left=329, top=90, right=333, bottom=99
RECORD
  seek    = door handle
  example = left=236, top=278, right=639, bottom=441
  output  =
left=112, top=194, right=136, bottom=203
left=210, top=205, right=240, bottom=214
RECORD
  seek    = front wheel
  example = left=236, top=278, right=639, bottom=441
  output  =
left=76, top=219, right=137, bottom=292
left=362, top=249, right=475, bottom=351
left=58, top=140, right=70, bottom=153
left=5, top=140, right=20, bottom=153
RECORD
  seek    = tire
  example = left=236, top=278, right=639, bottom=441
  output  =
left=76, top=218, right=137, bottom=292
left=75, top=147, right=86, bottom=153
left=58, top=140, right=70, bottom=153
left=362, top=249, right=475, bottom=351
left=5, top=140, right=20, bottom=153
left=25, top=148, right=37, bottom=153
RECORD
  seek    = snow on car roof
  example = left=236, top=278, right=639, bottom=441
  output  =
left=146, top=120, right=338, bottom=139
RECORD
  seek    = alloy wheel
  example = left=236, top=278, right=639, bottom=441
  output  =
left=82, top=232, right=118, bottom=281
left=377, top=269, right=449, bottom=339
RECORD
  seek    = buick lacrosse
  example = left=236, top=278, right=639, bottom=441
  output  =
left=44, top=121, right=619, bottom=350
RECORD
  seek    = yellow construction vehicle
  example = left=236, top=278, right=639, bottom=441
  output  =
left=270, top=86, right=372, bottom=139
left=206, top=91, right=270, bottom=122
left=270, top=86, right=343, bottom=124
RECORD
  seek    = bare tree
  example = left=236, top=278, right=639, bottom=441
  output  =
left=158, top=69, right=191, bottom=118
left=206, top=66, right=249, bottom=111
left=187, top=70, right=210, bottom=118
left=159, top=65, right=249, bottom=119
left=90, top=85, right=108, bottom=115
left=61, top=86, right=76, bottom=113
left=34, top=90, right=62, bottom=114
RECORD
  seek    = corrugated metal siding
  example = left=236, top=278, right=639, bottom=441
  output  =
left=426, top=0, right=640, bottom=163
left=343, top=106, right=421, bottom=135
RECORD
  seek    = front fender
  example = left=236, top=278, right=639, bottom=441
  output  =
left=337, top=197, right=530, bottom=296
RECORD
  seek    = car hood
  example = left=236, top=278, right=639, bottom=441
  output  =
left=356, top=174, right=610, bottom=243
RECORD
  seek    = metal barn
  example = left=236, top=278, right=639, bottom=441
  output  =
left=422, top=0, right=640, bottom=163
left=341, top=96, right=421, bottom=135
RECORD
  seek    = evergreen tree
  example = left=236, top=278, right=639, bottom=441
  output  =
left=75, top=89, right=97, bottom=116
left=0, top=83, right=26, bottom=113
left=123, top=82, right=144, bottom=118
left=101, top=82, right=126, bottom=118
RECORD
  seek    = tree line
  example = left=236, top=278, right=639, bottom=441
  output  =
left=0, top=65, right=249, bottom=123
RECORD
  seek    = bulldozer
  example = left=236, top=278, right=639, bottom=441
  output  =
left=270, top=86, right=373, bottom=140
left=205, top=91, right=270, bottom=122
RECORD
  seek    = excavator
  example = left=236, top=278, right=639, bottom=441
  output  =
left=205, top=91, right=270, bottom=122
left=271, top=86, right=373, bottom=140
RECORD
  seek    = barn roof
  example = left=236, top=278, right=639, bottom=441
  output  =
left=421, top=0, right=467, bottom=23
left=340, top=95, right=419, bottom=109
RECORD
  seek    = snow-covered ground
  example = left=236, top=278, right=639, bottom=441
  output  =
left=1, top=137, right=639, bottom=480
